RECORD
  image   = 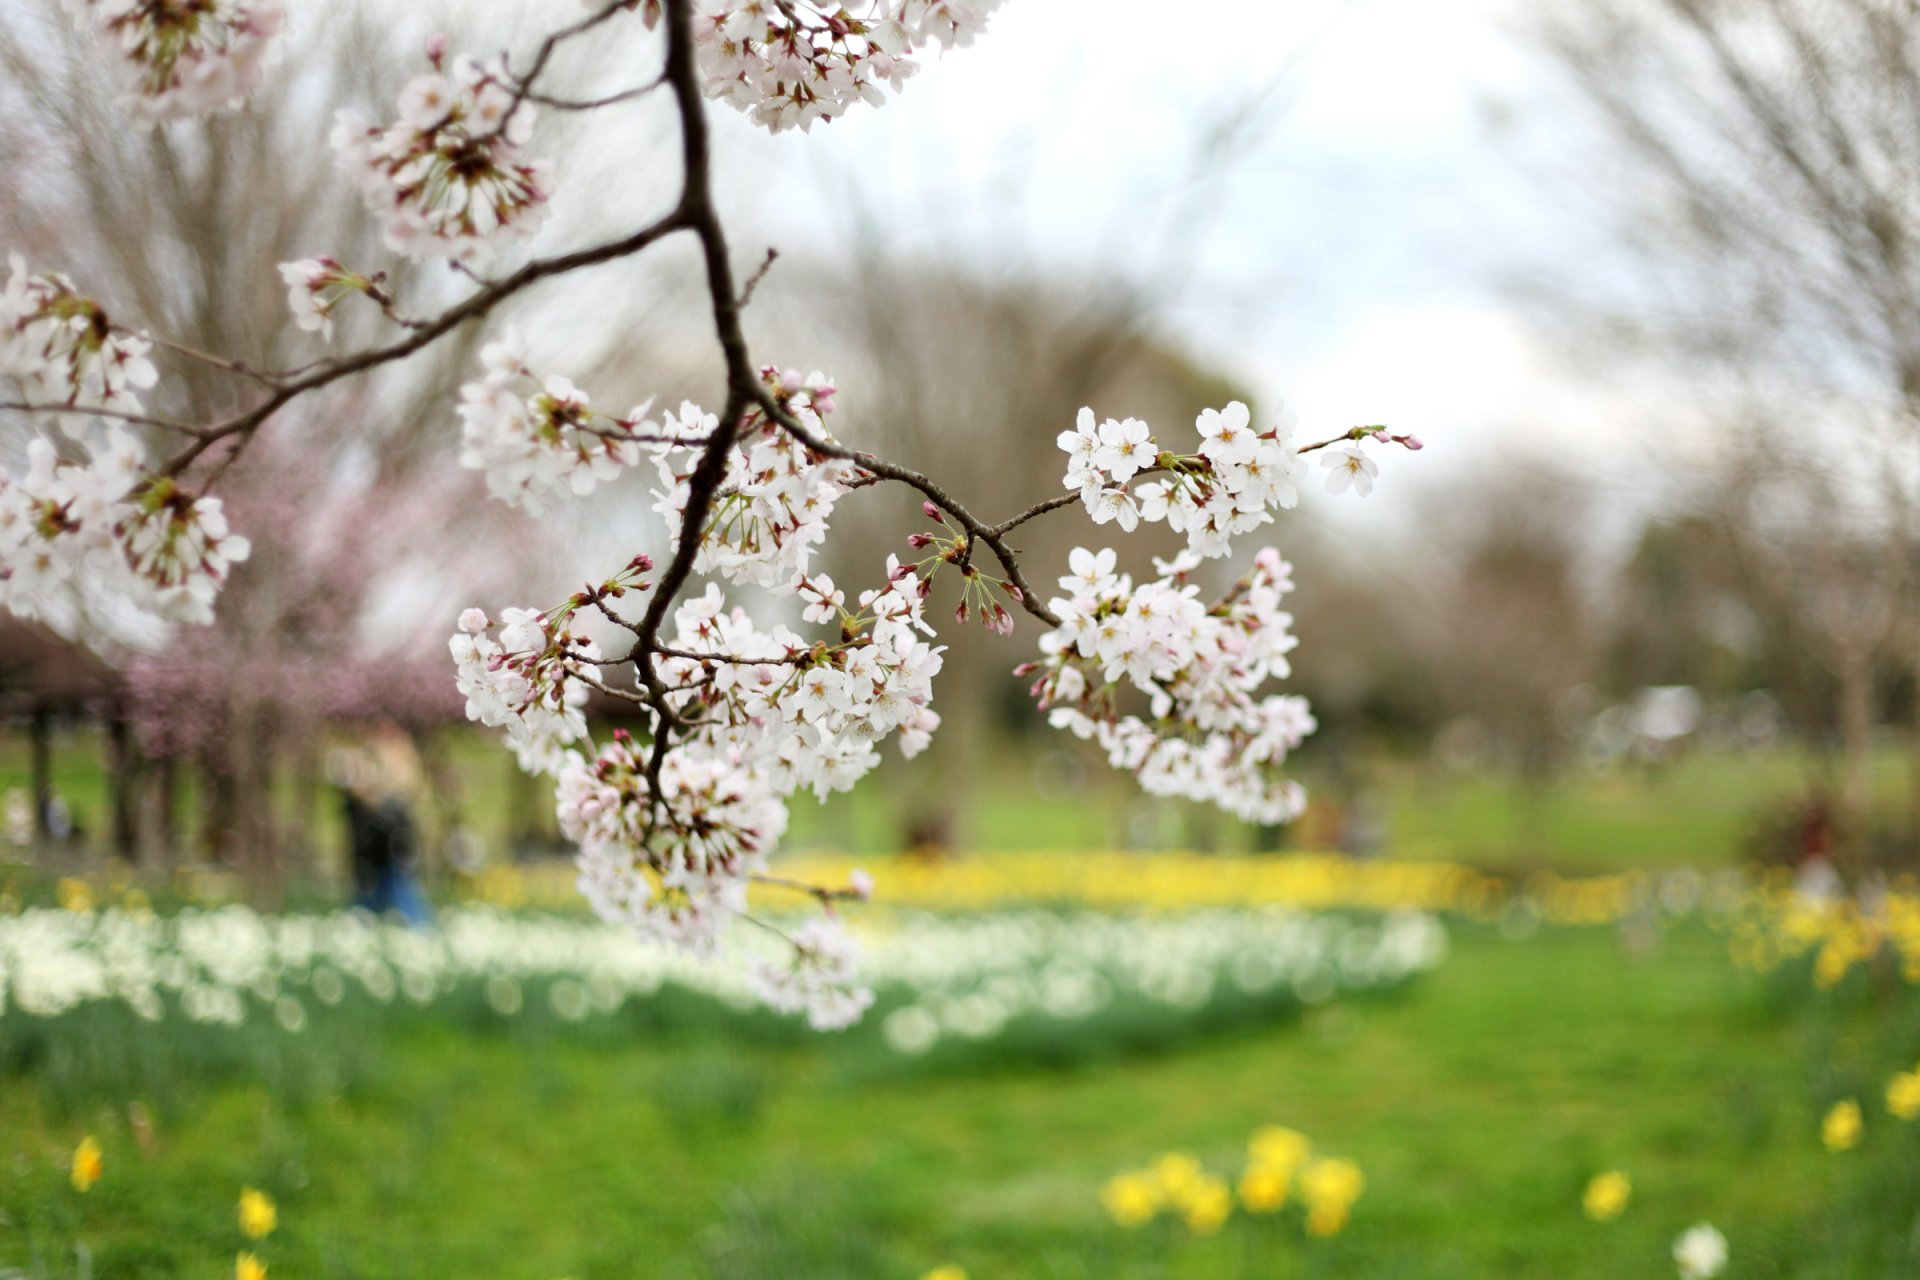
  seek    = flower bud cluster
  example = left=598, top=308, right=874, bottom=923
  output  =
left=1028, top=547, right=1316, bottom=825
left=68, top=0, right=285, bottom=122
left=690, top=0, right=1002, bottom=133
left=332, top=50, right=553, bottom=266
left=2, top=256, right=157, bottom=413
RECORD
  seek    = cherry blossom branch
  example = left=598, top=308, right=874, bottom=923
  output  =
left=745, top=388, right=1066, bottom=626
left=0, top=401, right=202, bottom=434
left=736, top=247, right=780, bottom=309
left=157, top=208, right=687, bottom=476
left=521, top=75, right=668, bottom=112
left=492, top=0, right=643, bottom=143
left=145, top=335, right=283, bottom=388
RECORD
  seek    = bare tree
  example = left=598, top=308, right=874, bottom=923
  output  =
left=1520, top=0, right=1920, bottom=851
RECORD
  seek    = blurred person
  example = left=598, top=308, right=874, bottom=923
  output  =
left=328, top=723, right=433, bottom=926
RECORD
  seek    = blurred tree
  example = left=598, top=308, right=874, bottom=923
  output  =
left=1523, top=0, right=1920, bottom=853
left=0, top=2, right=600, bottom=890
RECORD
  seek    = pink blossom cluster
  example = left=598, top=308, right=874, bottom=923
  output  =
left=690, top=0, right=1003, bottom=133
left=649, top=368, right=860, bottom=590
left=67, top=0, right=285, bottom=122
left=331, top=49, right=553, bottom=266
left=2, top=256, right=157, bottom=414
left=455, top=330, right=663, bottom=514
left=0, top=429, right=251, bottom=627
left=1025, top=547, right=1317, bottom=826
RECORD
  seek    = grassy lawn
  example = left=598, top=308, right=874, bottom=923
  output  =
left=4, top=922, right=1911, bottom=1279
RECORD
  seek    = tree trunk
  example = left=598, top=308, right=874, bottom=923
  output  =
left=105, top=702, right=138, bottom=861
left=28, top=701, right=51, bottom=846
left=1837, top=644, right=1876, bottom=867
left=151, top=753, right=178, bottom=869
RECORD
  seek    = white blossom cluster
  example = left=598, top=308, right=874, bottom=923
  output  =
left=0, top=432, right=253, bottom=627
left=450, top=593, right=630, bottom=776
left=331, top=50, right=553, bottom=266
left=561, top=727, right=786, bottom=953
left=1, top=255, right=157, bottom=413
left=1029, top=547, right=1316, bottom=826
left=554, top=574, right=940, bottom=1009
left=276, top=257, right=382, bottom=343
left=1059, top=401, right=1409, bottom=558
left=66, top=0, right=285, bottom=122
left=455, top=330, right=661, bottom=514
left=453, top=541, right=944, bottom=1024
left=749, top=916, right=874, bottom=1031
left=649, top=368, right=861, bottom=590
left=689, top=0, right=1003, bottom=133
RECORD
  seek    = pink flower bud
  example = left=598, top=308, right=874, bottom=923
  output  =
left=1396, top=433, right=1425, bottom=450
left=922, top=501, right=944, bottom=523
left=1012, top=661, right=1039, bottom=677
left=1003, top=583, right=1024, bottom=603
left=955, top=601, right=969, bottom=623
left=425, top=33, right=448, bottom=65
left=907, top=533, right=932, bottom=549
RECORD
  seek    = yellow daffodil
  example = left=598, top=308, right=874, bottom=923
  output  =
left=1238, top=1162, right=1291, bottom=1212
left=1150, top=1152, right=1204, bottom=1204
left=1889, top=1070, right=1920, bottom=1121
left=56, top=878, right=93, bottom=913
left=237, top=1252, right=268, bottom=1280
left=1823, top=1099, right=1862, bottom=1152
left=1299, top=1157, right=1365, bottom=1237
left=1181, top=1175, right=1233, bottom=1235
left=920, top=1267, right=965, bottom=1280
left=239, top=1186, right=278, bottom=1239
left=1583, top=1170, right=1630, bottom=1221
left=70, top=1136, right=102, bottom=1192
left=1099, top=1171, right=1161, bottom=1227
left=1247, top=1125, right=1312, bottom=1173
left=1305, top=1200, right=1350, bottom=1237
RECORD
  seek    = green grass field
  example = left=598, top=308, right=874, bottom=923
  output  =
left=5, top=922, right=1916, bottom=1279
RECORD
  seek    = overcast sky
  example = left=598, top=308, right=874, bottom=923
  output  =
left=699, top=0, right=1667, bottom=534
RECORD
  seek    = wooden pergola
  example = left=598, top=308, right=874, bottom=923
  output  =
left=0, top=619, right=133, bottom=854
